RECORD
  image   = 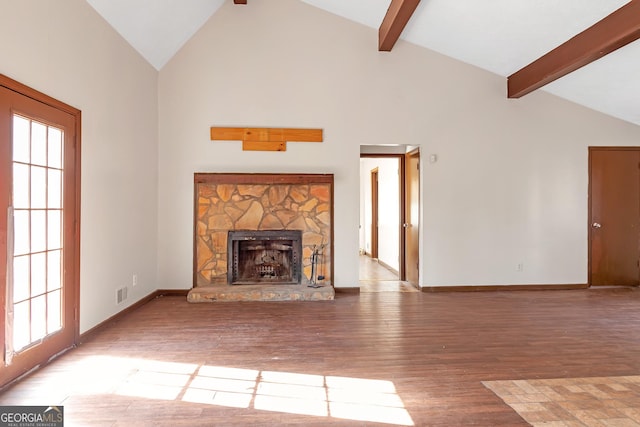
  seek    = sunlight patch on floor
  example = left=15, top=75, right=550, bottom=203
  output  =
left=67, top=355, right=414, bottom=425
left=188, top=366, right=414, bottom=425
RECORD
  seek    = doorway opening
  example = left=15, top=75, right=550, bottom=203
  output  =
left=359, top=147, right=420, bottom=292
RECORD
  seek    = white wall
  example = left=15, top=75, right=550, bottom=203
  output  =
left=360, top=157, right=400, bottom=272
left=3, top=0, right=637, bottom=305
left=0, top=0, right=159, bottom=332
left=376, top=158, right=400, bottom=272
left=157, top=0, right=640, bottom=289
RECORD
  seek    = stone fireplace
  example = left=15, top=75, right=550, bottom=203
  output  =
left=188, top=173, right=334, bottom=302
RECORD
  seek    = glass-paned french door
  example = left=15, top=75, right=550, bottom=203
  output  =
left=0, top=77, right=79, bottom=387
left=11, top=114, right=64, bottom=352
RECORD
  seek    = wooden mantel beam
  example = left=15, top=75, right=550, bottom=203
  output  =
left=379, top=0, right=421, bottom=51
left=508, top=0, right=640, bottom=98
left=211, top=127, right=323, bottom=152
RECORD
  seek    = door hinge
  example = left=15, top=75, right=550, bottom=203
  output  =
left=417, top=161, right=420, bottom=170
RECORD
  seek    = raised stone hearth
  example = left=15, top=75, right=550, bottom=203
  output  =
left=187, top=284, right=335, bottom=302
left=188, top=173, right=334, bottom=302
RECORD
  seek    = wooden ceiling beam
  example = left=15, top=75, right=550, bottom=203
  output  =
left=233, top=0, right=247, bottom=4
left=508, top=0, right=640, bottom=98
left=379, top=0, right=421, bottom=51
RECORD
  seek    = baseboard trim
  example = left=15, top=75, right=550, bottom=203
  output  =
left=78, top=289, right=189, bottom=344
left=377, top=259, right=399, bottom=276
left=2, top=289, right=189, bottom=391
left=422, top=284, right=589, bottom=292
left=335, top=287, right=361, bottom=294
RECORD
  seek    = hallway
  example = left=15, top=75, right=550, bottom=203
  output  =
left=359, top=255, right=418, bottom=292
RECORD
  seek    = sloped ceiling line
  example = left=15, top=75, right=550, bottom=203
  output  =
left=85, top=0, right=640, bottom=125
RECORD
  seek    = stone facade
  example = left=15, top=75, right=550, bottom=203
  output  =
left=187, top=283, right=335, bottom=302
left=194, top=174, right=333, bottom=287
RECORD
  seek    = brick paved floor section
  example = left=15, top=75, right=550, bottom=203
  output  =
left=484, top=376, right=640, bottom=427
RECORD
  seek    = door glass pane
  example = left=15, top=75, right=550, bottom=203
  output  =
left=30, top=122, right=47, bottom=166
left=31, top=295, right=47, bottom=341
left=13, top=301, right=30, bottom=351
left=13, top=210, right=29, bottom=256
left=30, top=210, right=46, bottom=253
left=47, top=169, right=61, bottom=209
left=48, top=210, right=61, bottom=250
left=31, top=252, right=46, bottom=297
left=47, top=290, right=61, bottom=333
left=13, top=255, right=30, bottom=303
left=30, top=166, right=46, bottom=209
left=13, top=163, right=29, bottom=209
left=12, top=115, right=30, bottom=163
left=47, top=250, right=61, bottom=291
left=11, top=114, right=67, bottom=353
left=48, top=128, right=62, bottom=169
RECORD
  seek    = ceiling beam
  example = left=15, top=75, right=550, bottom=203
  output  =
left=379, top=0, right=421, bottom=51
left=508, top=0, right=640, bottom=98
left=233, top=0, right=247, bottom=4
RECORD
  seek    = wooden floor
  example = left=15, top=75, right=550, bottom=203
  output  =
left=2, top=287, right=640, bottom=426
left=359, top=255, right=399, bottom=281
left=359, top=255, right=418, bottom=293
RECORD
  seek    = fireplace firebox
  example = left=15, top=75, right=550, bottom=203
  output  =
left=228, top=230, right=302, bottom=285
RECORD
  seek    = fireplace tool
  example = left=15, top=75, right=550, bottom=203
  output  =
left=308, top=243, right=326, bottom=288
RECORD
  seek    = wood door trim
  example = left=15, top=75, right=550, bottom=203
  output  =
left=371, top=168, right=379, bottom=259
left=589, top=146, right=640, bottom=151
left=405, top=149, right=420, bottom=285
left=0, top=75, right=81, bottom=388
left=360, top=153, right=406, bottom=279
left=0, top=75, right=80, bottom=116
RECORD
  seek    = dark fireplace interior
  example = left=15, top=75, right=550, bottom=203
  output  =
left=228, top=230, right=302, bottom=285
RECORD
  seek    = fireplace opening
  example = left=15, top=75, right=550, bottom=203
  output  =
left=228, top=230, right=302, bottom=285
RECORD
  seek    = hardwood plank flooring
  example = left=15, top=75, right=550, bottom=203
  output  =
left=359, top=255, right=399, bottom=281
left=359, top=280, right=419, bottom=293
left=2, top=288, right=640, bottom=426
left=359, top=255, right=418, bottom=293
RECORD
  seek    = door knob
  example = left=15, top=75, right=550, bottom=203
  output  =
left=403, top=223, right=410, bottom=228
left=592, top=222, right=601, bottom=229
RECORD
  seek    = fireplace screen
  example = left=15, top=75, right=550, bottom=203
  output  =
left=228, top=230, right=302, bottom=285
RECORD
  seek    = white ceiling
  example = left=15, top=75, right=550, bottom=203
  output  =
left=86, top=0, right=640, bottom=126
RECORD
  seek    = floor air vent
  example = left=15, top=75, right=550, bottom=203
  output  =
left=116, top=287, right=128, bottom=304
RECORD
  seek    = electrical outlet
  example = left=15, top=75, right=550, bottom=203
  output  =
left=516, top=263, right=524, bottom=272
left=132, top=274, right=138, bottom=287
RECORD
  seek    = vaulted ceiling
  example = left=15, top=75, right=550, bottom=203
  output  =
left=86, top=0, right=640, bottom=126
